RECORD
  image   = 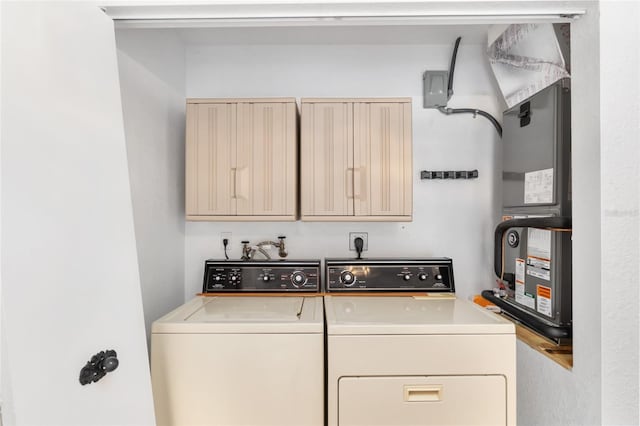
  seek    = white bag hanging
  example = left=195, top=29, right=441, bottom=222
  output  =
left=488, top=23, right=570, bottom=108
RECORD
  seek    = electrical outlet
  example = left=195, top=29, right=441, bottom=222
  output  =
left=220, top=232, right=232, bottom=250
left=349, top=232, right=368, bottom=251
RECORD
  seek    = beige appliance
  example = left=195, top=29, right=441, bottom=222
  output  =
left=325, top=258, right=516, bottom=426
left=151, top=260, right=324, bottom=426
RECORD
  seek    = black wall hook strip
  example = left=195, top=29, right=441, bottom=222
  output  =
left=421, top=170, right=479, bottom=180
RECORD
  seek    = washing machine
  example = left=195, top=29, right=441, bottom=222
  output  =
left=325, top=258, right=516, bottom=426
left=151, top=260, right=324, bottom=426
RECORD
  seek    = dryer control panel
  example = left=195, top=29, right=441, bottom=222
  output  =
left=203, top=260, right=321, bottom=293
left=326, top=258, right=454, bottom=292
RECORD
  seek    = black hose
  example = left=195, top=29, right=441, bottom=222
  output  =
left=438, top=106, right=503, bottom=137
left=447, top=36, right=462, bottom=99
left=438, top=36, right=502, bottom=138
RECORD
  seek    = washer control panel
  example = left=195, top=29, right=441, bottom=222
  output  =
left=326, top=258, right=454, bottom=292
left=203, top=260, right=320, bottom=293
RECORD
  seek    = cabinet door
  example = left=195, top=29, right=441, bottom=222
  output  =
left=301, top=102, right=354, bottom=216
left=186, top=103, right=237, bottom=216
left=236, top=102, right=296, bottom=216
left=354, top=103, right=412, bottom=216
left=354, top=102, right=412, bottom=217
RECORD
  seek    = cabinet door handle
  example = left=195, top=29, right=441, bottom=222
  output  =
left=404, top=385, right=442, bottom=402
left=353, top=167, right=363, bottom=200
left=231, top=168, right=237, bottom=199
left=345, top=168, right=354, bottom=199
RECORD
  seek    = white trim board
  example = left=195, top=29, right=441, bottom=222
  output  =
left=101, top=1, right=585, bottom=28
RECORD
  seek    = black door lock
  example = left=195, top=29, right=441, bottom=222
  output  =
left=79, top=349, right=119, bottom=385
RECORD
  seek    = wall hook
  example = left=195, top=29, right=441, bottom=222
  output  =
left=420, top=170, right=479, bottom=180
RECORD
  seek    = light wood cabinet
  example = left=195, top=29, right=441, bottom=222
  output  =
left=301, top=98, right=412, bottom=221
left=186, top=98, right=297, bottom=221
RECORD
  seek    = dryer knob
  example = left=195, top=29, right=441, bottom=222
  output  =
left=340, top=271, right=356, bottom=286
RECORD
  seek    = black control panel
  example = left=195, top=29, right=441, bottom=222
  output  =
left=326, top=258, right=454, bottom=292
left=202, top=260, right=321, bottom=293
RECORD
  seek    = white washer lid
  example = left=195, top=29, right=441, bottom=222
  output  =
left=152, top=296, right=324, bottom=334
left=324, top=296, right=514, bottom=335
left=190, top=297, right=305, bottom=321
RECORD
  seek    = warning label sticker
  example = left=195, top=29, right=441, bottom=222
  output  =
left=516, top=293, right=535, bottom=310
left=527, top=264, right=550, bottom=281
left=515, top=258, right=525, bottom=290
left=515, top=258, right=535, bottom=309
left=527, top=228, right=551, bottom=281
left=537, top=285, right=552, bottom=317
left=524, top=168, right=554, bottom=204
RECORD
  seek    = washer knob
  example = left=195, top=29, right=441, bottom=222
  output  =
left=230, top=274, right=239, bottom=282
left=418, top=273, right=428, bottom=281
left=436, top=274, right=443, bottom=281
left=214, top=275, right=222, bottom=282
left=403, top=274, right=411, bottom=281
left=340, top=271, right=356, bottom=286
left=263, top=275, right=271, bottom=282
left=291, top=271, right=307, bottom=287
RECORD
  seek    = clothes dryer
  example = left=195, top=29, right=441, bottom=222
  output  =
left=324, top=258, right=516, bottom=426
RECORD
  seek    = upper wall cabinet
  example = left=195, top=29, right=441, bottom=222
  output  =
left=185, top=98, right=297, bottom=221
left=300, top=98, right=412, bottom=221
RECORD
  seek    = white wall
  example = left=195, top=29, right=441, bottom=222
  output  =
left=0, top=1, right=8, bottom=424
left=183, top=40, right=503, bottom=300
left=1, top=3, right=154, bottom=425
left=599, top=1, right=640, bottom=424
left=116, top=29, right=187, bottom=343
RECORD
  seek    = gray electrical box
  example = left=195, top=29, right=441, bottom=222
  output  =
left=423, top=70, right=449, bottom=108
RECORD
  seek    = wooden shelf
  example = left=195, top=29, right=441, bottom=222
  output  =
left=501, top=314, right=573, bottom=370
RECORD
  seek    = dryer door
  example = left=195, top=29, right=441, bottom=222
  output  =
left=338, top=375, right=506, bottom=426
